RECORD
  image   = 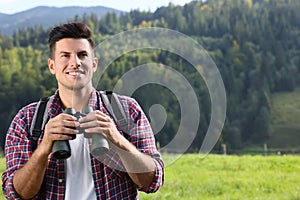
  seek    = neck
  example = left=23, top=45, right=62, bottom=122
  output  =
left=59, top=86, right=94, bottom=112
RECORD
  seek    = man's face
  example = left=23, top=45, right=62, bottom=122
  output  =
left=48, top=38, right=98, bottom=91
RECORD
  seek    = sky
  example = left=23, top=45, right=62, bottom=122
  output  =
left=0, top=0, right=194, bottom=14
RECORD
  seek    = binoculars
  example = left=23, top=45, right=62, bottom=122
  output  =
left=52, top=107, right=109, bottom=159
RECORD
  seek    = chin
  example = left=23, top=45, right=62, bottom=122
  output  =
left=72, top=85, right=86, bottom=91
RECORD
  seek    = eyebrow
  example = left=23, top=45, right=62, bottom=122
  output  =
left=59, top=50, right=89, bottom=55
left=59, top=51, right=71, bottom=55
left=78, top=50, right=89, bottom=55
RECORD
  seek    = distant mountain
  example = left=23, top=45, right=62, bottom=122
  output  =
left=0, top=6, right=125, bottom=35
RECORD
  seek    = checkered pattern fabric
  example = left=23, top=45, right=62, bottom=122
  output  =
left=2, top=90, right=164, bottom=199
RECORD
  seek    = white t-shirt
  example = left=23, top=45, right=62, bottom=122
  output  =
left=65, top=134, right=97, bottom=200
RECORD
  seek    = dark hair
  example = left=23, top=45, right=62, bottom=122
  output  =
left=48, top=22, right=94, bottom=58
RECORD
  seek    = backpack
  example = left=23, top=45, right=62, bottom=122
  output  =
left=30, top=91, right=128, bottom=151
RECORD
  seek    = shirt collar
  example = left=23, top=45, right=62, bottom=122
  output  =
left=48, top=89, right=99, bottom=117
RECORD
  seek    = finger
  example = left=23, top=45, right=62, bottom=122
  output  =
left=79, top=120, right=109, bottom=129
left=79, top=110, right=108, bottom=123
left=49, top=117, right=79, bottom=129
left=43, top=126, right=78, bottom=143
left=56, top=113, right=78, bottom=121
left=49, top=126, right=79, bottom=134
left=45, top=115, right=79, bottom=138
left=51, top=133, right=74, bottom=141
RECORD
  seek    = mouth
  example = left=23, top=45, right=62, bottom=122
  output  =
left=66, top=70, right=84, bottom=77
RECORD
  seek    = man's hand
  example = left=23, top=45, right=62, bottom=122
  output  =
left=13, top=113, right=79, bottom=199
left=79, top=110, right=156, bottom=188
left=78, top=110, right=123, bottom=146
left=40, top=113, right=80, bottom=156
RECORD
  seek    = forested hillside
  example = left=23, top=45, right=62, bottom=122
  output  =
left=1, top=0, right=300, bottom=152
left=0, top=6, right=124, bottom=35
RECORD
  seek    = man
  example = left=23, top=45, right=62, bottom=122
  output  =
left=2, top=22, right=164, bottom=199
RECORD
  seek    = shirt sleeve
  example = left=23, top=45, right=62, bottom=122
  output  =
left=122, top=96, right=164, bottom=193
left=2, top=105, right=35, bottom=199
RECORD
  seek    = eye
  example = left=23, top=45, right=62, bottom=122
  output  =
left=78, top=52, right=88, bottom=58
left=61, top=54, right=70, bottom=58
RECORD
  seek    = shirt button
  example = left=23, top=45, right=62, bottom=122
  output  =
left=59, top=179, right=63, bottom=183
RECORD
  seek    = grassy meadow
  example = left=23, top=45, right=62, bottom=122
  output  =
left=1, top=154, right=299, bottom=200
left=139, top=154, right=300, bottom=200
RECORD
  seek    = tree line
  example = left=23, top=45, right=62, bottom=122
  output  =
left=1, top=0, right=300, bottom=152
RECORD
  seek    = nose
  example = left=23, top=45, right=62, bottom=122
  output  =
left=70, top=55, right=81, bottom=68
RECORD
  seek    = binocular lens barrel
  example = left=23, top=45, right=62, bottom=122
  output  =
left=51, top=107, right=110, bottom=159
left=91, top=134, right=109, bottom=156
left=82, top=107, right=110, bottom=157
left=52, top=140, right=71, bottom=159
left=52, top=108, right=76, bottom=160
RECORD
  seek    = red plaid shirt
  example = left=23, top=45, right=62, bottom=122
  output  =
left=2, top=90, right=164, bottom=199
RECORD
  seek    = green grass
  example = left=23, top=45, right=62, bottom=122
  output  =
left=139, top=154, right=300, bottom=200
left=1, top=154, right=300, bottom=200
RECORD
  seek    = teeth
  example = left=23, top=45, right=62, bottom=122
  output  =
left=68, top=72, right=80, bottom=76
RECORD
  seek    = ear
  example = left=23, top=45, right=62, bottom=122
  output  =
left=92, top=57, right=98, bottom=72
left=48, top=58, right=56, bottom=74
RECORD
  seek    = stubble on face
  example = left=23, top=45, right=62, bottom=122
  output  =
left=48, top=38, right=98, bottom=93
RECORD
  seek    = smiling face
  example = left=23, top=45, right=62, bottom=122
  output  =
left=48, top=38, right=98, bottom=92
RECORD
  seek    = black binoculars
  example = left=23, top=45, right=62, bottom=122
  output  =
left=52, top=107, right=109, bottom=159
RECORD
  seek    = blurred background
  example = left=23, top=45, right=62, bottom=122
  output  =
left=1, top=0, right=300, bottom=155
left=1, top=0, right=300, bottom=199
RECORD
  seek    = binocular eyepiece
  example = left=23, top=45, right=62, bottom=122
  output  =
left=52, top=107, right=109, bottom=159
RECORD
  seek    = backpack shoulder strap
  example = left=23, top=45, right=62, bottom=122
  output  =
left=30, top=96, right=52, bottom=151
left=100, top=91, right=128, bottom=134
